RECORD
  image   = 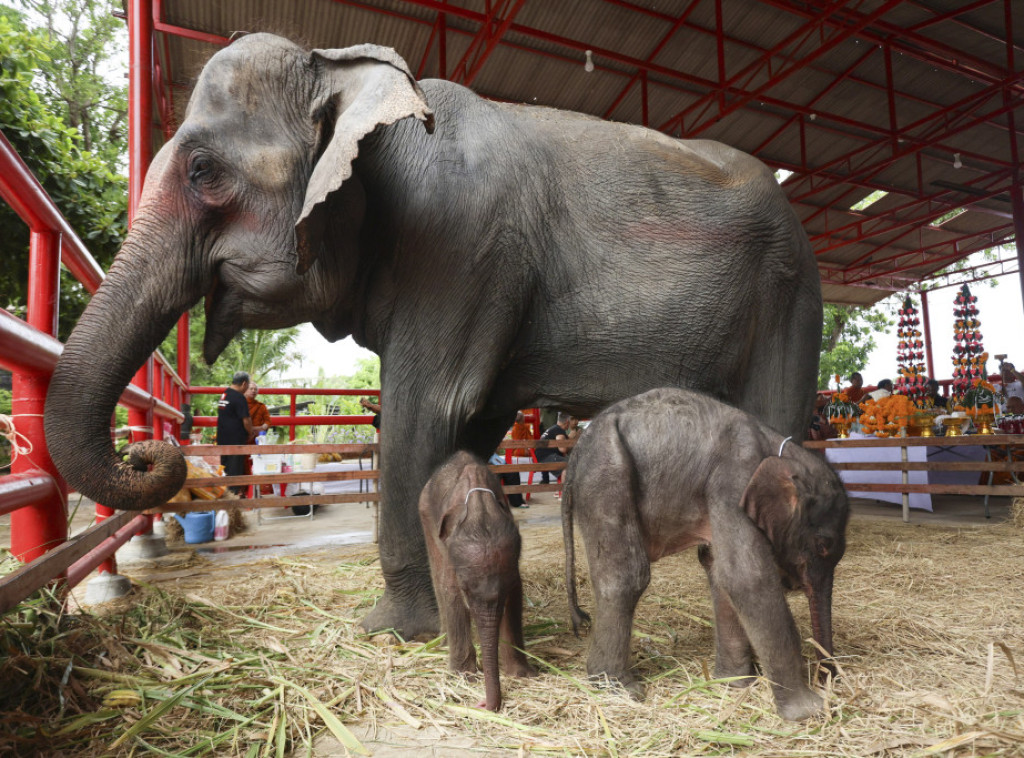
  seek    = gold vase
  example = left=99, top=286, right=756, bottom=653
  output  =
left=942, top=417, right=965, bottom=437
left=975, top=414, right=995, bottom=435
left=832, top=418, right=852, bottom=438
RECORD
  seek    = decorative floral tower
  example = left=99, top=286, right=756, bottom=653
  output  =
left=951, top=283, right=985, bottom=399
left=894, top=296, right=926, bottom=402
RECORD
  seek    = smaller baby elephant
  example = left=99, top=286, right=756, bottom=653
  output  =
left=419, top=451, right=537, bottom=711
left=563, top=388, right=849, bottom=721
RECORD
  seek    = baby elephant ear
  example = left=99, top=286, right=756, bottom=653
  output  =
left=740, top=456, right=799, bottom=543
left=296, top=44, right=435, bottom=273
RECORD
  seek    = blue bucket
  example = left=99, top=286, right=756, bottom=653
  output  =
left=173, top=511, right=215, bottom=544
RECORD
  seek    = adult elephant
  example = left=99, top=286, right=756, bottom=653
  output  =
left=44, top=34, right=822, bottom=638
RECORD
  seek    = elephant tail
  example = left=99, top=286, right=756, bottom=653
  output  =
left=562, top=469, right=590, bottom=637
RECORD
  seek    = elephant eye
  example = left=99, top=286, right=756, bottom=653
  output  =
left=188, top=155, right=217, bottom=185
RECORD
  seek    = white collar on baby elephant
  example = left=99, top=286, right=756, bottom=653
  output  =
left=464, top=487, right=497, bottom=505
left=778, top=436, right=793, bottom=457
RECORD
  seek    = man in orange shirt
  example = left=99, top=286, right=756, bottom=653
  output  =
left=842, top=372, right=866, bottom=403
left=245, top=383, right=272, bottom=442
left=508, top=410, right=533, bottom=458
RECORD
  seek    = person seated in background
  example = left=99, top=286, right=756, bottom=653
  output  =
left=868, top=378, right=893, bottom=401
left=536, top=412, right=578, bottom=484
left=1006, top=395, right=1024, bottom=415
left=808, top=394, right=836, bottom=441
left=997, top=362, right=1024, bottom=401
left=925, top=379, right=948, bottom=409
left=843, top=372, right=866, bottom=403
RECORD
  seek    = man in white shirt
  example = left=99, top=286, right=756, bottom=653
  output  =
left=867, top=378, right=893, bottom=401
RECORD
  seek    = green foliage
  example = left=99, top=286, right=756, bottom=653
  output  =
left=819, top=301, right=894, bottom=390
left=13, top=0, right=128, bottom=167
left=0, top=4, right=127, bottom=340
left=1, top=386, right=11, bottom=468
left=160, top=305, right=302, bottom=417
left=291, top=357, right=381, bottom=444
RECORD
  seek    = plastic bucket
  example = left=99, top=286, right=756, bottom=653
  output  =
left=173, top=511, right=215, bottom=544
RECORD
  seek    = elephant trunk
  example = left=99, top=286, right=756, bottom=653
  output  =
left=804, top=569, right=836, bottom=679
left=474, top=603, right=505, bottom=712
left=44, top=224, right=197, bottom=511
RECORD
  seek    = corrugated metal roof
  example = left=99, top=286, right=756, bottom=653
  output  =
left=150, top=0, right=1024, bottom=306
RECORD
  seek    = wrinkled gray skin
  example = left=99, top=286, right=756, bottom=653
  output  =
left=419, top=452, right=536, bottom=711
left=563, top=388, right=849, bottom=721
left=43, top=34, right=822, bottom=639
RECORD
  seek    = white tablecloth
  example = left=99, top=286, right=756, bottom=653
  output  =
left=825, top=434, right=989, bottom=511
left=284, top=460, right=376, bottom=497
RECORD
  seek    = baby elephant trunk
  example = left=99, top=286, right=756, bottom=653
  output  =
left=805, top=569, right=836, bottom=678
left=475, top=601, right=505, bottom=711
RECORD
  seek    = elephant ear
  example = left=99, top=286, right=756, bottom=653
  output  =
left=296, top=44, right=435, bottom=273
left=740, top=456, right=799, bottom=544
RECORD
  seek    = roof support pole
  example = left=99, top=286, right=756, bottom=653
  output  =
left=118, top=0, right=159, bottom=571
left=1005, top=0, right=1024, bottom=326
left=920, top=289, right=936, bottom=381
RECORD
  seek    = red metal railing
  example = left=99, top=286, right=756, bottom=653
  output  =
left=0, top=123, right=185, bottom=611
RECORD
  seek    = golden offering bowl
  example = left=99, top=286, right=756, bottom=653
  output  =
left=942, top=417, right=965, bottom=437
left=918, top=424, right=934, bottom=438
left=831, top=418, right=852, bottom=438
left=974, top=414, right=996, bottom=435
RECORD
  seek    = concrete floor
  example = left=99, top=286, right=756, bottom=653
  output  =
left=0, top=489, right=1014, bottom=569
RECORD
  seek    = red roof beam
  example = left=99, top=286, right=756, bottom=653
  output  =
left=602, top=0, right=701, bottom=120
left=759, top=0, right=1024, bottom=93
left=809, top=170, right=1014, bottom=253
left=669, top=0, right=903, bottom=136
left=839, top=222, right=1015, bottom=284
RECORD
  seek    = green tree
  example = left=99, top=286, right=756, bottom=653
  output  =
left=0, top=5, right=127, bottom=340
left=14, top=0, right=127, bottom=168
left=818, top=302, right=894, bottom=390
left=160, top=305, right=302, bottom=416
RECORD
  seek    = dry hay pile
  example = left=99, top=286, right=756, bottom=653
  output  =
left=2, top=516, right=1023, bottom=756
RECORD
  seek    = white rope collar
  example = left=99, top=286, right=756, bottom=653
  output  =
left=464, top=487, right=497, bottom=505
left=778, top=436, right=793, bottom=457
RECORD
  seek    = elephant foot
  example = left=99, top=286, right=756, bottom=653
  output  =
left=506, top=659, right=538, bottom=678
left=360, top=587, right=440, bottom=640
left=588, top=673, right=646, bottom=700
left=774, top=685, right=825, bottom=722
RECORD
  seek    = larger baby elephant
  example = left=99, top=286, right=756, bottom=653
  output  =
left=563, top=388, right=849, bottom=721
left=419, top=452, right=536, bottom=711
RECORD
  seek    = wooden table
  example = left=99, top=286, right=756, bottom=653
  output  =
left=804, top=434, right=1024, bottom=522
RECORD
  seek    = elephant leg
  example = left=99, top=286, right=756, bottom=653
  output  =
left=697, top=545, right=756, bottom=686
left=361, top=391, right=446, bottom=638
left=581, top=507, right=651, bottom=697
left=442, top=570, right=477, bottom=674
left=707, top=507, right=823, bottom=721
left=499, top=580, right=536, bottom=678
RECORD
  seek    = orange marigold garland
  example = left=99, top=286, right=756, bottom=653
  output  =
left=894, top=296, right=926, bottom=402
left=858, top=394, right=915, bottom=436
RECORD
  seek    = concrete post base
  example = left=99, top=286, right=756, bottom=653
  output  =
left=82, top=572, right=133, bottom=604
left=118, top=532, right=169, bottom=562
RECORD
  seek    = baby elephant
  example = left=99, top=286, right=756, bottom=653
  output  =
left=419, top=451, right=536, bottom=711
left=563, top=388, right=849, bottom=721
